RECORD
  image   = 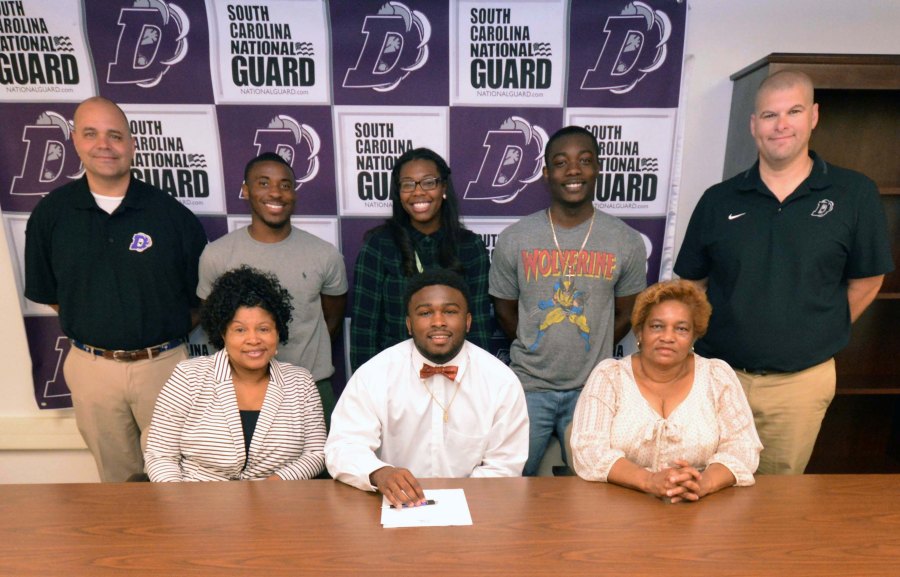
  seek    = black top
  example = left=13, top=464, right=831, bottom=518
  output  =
left=674, top=152, right=894, bottom=372
left=25, top=175, right=208, bottom=350
left=239, top=409, right=261, bottom=459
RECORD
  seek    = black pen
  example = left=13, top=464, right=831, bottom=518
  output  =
left=385, top=499, right=437, bottom=509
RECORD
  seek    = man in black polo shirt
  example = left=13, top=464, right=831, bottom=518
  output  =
left=25, top=97, right=207, bottom=482
left=674, top=71, right=893, bottom=475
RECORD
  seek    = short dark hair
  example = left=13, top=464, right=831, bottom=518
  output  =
left=755, top=70, right=815, bottom=112
left=201, top=265, right=294, bottom=349
left=403, top=268, right=472, bottom=315
left=243, top=152, right=294, bottom=183
left=543, top=126, right=599, bottom=166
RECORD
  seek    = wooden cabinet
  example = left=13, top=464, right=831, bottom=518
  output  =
left=723, top=54, right=900, bottom=472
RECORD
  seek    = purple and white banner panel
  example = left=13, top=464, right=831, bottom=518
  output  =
left=0, top=0, right=688, bottom=409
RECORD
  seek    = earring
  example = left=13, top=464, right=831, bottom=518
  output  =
left=442, top=193, right=447, bottom=199
left=636, top=340, right=641, bottom=350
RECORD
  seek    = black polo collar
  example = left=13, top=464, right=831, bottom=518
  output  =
left=736, top=151, right=831, bottom=200
left=71, top=175, right=147, bottom=211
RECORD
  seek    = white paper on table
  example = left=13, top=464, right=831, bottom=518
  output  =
left=380, top=489, right=472, bottom=528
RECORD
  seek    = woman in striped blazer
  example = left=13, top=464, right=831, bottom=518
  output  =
left=145, top=266, right=326, bottom=481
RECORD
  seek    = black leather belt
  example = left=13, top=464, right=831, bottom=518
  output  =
left=740, top=368, right=771, bottom=376
left=71, top=338, right=184, bottom=362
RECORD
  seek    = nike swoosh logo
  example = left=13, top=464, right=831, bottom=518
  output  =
left=728, top=212, right=746, bottom=220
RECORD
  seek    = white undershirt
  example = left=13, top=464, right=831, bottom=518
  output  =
left=91, top=192, right=124, bottom=214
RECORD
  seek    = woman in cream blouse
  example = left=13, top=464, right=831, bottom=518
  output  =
left=571, top=280, right=761, bottom=502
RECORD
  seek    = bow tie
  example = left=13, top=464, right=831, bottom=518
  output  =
left=420, top=364, right=458, bottom=381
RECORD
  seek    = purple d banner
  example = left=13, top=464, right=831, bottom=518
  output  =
left=216, top=104, right=337, bottom=215
left=331, top=0, right=450, bottom=107
left=85, top=0, right=215, bottom=104
left=567, top=0, right=687, bottom=108
left=0, top=0, right=688, bottom=409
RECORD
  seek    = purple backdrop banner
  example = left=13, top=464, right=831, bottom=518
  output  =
left=0, top=0, right=688, bottom=409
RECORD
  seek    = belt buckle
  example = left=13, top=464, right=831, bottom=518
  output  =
left=112, top=349, right=137, bottom=361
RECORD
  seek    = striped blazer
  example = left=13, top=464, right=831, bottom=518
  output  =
left=145, top=349, right=326, bottom=481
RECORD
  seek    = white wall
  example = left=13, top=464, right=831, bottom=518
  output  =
left=1, top=0, right=898, bottom=483
left=0, top=210, right=101, bottom=481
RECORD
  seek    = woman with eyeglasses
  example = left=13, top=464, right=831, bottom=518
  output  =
left=349, top=147, right=491, bottom=372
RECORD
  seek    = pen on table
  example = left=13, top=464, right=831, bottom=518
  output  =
left=384, top=499, right=437, bottom=509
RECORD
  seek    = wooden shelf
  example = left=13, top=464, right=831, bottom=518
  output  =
left=730, top=53, right=900, bottom=89
left=877, top=195, right=900, bottom=293
left=807, top=395, right=900, bottom=474
left=835, top=300, right=900, bottom=389
left=837, top=375, right=900, bottom=396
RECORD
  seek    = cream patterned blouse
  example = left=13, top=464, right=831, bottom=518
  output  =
left=571, top=354, right=762, bottom=486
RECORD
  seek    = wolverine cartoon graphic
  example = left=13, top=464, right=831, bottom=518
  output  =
left=531, top=268, right=590, bottom=351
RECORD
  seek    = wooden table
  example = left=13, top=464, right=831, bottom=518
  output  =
left=2, top=476, right=900, bottom=576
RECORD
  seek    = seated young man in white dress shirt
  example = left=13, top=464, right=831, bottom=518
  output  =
left=326, top=268, right=529, bottom=507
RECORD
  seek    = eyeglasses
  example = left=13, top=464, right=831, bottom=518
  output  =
left=398, top=177, right=442, bottom=193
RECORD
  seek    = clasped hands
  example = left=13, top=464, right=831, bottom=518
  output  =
left=370, top=465, right=427, bottom=508
left=646, top=459, right=711, bottom=503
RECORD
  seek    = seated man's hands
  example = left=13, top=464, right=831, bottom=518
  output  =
left=370, top=466, right=427, bottom=508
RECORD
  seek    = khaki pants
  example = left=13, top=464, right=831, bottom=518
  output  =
left=736, top=358, right=836, bottom=475
left=64, top=344, right=187, bottom=482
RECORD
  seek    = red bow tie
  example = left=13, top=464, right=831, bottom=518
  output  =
left=420, top=364, right=458, bottom=380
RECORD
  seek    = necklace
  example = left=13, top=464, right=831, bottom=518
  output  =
left=637, top=354, right=689, bottom=385
left=548, top=208, right=595, bottom=273
left=422, top=378, right=461, bottom=423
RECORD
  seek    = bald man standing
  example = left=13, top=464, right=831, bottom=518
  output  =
left=675, top=71, right=893, bottom=475
left=25, top=97, right=207, bottom=482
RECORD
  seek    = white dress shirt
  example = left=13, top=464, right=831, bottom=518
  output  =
left=571, top=354, right=762, bottom=486
left=145, top=349, right=326, bottom=481
left=325, top=340, right=529, bottom=490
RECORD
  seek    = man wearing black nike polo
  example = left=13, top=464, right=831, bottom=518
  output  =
left=674, top=71, right=893, bottom=475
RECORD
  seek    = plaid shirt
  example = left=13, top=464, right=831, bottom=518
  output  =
left=350, top=226, right=491, bottom=372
